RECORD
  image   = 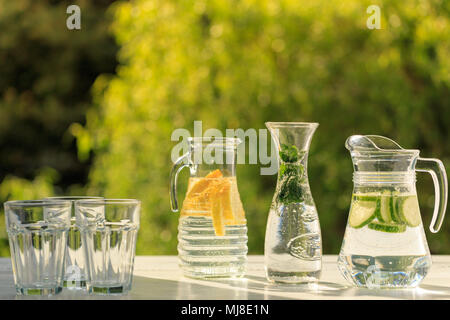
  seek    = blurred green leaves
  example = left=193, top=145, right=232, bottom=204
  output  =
left=1, top=0, right=449, bottom=256
left=0, top=0, right=118, bottom=254
left=0, top=0, right=117, bottom=187
left=81, top=0, right=450, bottom=255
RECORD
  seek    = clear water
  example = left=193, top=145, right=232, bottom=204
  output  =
left=64, top=218, right=86, bottom=289
left=8, top=224, right=67, bottom=295
left=338, top=224, right=431, bottom=288
left=178, top=216, right=248, bottom=279
left=265, top=203, right=322, bottom=283
left=81, top=223, right=138, bottom=294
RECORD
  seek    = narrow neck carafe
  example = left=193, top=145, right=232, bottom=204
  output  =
left=264, top=122, right=322, bottom=284
left=266, top=122, right=318, bottom=207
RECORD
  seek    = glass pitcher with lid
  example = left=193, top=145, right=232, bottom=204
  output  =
left=338, top=135, right=448, bottom=288
left=170, top=137, right=247, bottom=279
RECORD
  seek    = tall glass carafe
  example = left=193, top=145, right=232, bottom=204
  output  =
left=338, top=135, right=448, bottom=288
left=265, top=122, right=322, bottom=283
left=170, top=137, right=247, bottom=279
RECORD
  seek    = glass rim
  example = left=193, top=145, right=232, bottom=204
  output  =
left=265, top=121, right=319, bottom=128
left=44, top=196, right=104, bottom=201
left=4, top=199, right=72, bottom=207
left=346, top=134, right=420, bottom=155
left=350, top=149, right=420, bottom=155
left=75, top=198, right=141, bottom=206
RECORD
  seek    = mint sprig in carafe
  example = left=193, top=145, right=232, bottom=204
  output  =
left=264, top=122, right=322, bottom=283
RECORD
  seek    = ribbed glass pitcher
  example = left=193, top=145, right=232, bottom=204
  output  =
left=338, top=135, right=448, bottom=288
left=170, top=137, right=247, bottom=279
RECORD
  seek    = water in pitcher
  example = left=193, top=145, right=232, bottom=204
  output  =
left=338, top=190, right=431, bottom=288
left=178, top=174, right=248, bottom=278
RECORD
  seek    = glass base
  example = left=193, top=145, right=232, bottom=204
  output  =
left=181, top=265, right=246, bottom=280
left=88, top=285, right=129, bottom=295
left=266, top=269, right=321, bottom=284
left=16, top=286, right=63, bottom=296
left=338, top=254, right=431, bottom=289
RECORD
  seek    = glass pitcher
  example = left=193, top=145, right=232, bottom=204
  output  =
left=170, top=137, right=248, bottom=279
left=338, top=135, right=448, bottom=288
left=264, top=122, right=322, bottom=283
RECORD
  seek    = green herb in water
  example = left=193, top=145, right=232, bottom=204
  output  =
left=280, top=144, right=299, bottom=163
left=277, top=144, right=306, bottom=205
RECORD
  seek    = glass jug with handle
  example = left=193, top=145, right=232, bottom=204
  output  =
left=170, top=137, right=247, bottom=279
left=338, top=135, right=448, bottom=288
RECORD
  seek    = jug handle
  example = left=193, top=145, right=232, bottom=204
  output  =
left=416, top=157, right=448, bottom=233
left=170, top=153, right=190, bottom=212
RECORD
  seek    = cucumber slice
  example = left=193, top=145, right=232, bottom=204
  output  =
left=349, top=200, right=377, bottom=228
left=377, top=191, right=392, bottom=223
left=352, top=193, right=380, bottom=202
left=390, top=192, right=402, bottom=223
left=368, top=222, right=407, bottom=233
left=397, top=196, right=421, bottom=227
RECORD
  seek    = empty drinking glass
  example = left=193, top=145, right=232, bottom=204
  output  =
left=4, top=200, right=71, bottom=295
left=75, top=199, right=140, bottom=295
left=44, top=196, right=103, bottom=290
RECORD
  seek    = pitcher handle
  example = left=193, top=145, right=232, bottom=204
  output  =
left=416, top=157, right=448, bottom=233
left=170, top=153, right=190, bottom=212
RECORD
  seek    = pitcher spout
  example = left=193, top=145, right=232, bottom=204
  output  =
left=345, top=135, right=420, bottom=173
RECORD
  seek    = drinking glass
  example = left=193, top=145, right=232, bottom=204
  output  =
left=44, top=196, right=103, bottom=290
left=75, top=199, right=140, bottom=295
left=4, top=200, right=71, bottom=295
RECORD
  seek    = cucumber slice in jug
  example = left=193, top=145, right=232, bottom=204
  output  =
left=368, top=222, right=407, bottom=233
left=390, top=191, right=402, bottom=223
left=397, top=196, right=421, bottom=227
left=377, top=191, right=392, bottom=223
left=353, top=193, right=380, bottom=202
left=349, top=199, right=377, bottom=228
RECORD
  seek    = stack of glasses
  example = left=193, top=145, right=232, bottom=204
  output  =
left=4, top=197, right=141, bottom=296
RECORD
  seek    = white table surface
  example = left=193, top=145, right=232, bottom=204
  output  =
left=1, top=255, right=450, bottom=300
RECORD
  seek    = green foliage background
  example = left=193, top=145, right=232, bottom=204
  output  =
left=1, top=0, right=450, bottom=256
left=0, top=0, right=117, bottom=255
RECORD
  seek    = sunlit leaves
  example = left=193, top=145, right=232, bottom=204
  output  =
left=84, top=0, right=450, bottom=254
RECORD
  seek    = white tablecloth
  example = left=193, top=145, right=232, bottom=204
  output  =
left=1, top=255, right=450, bottom=300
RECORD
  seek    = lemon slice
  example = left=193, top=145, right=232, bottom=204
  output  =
left=180, top=171, right=246, bottom=236
left=185, top=169, right=222, bottom=198
left=181, top=170, right=223, bottom=215
left=211, top=189, right=225, bottom=236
